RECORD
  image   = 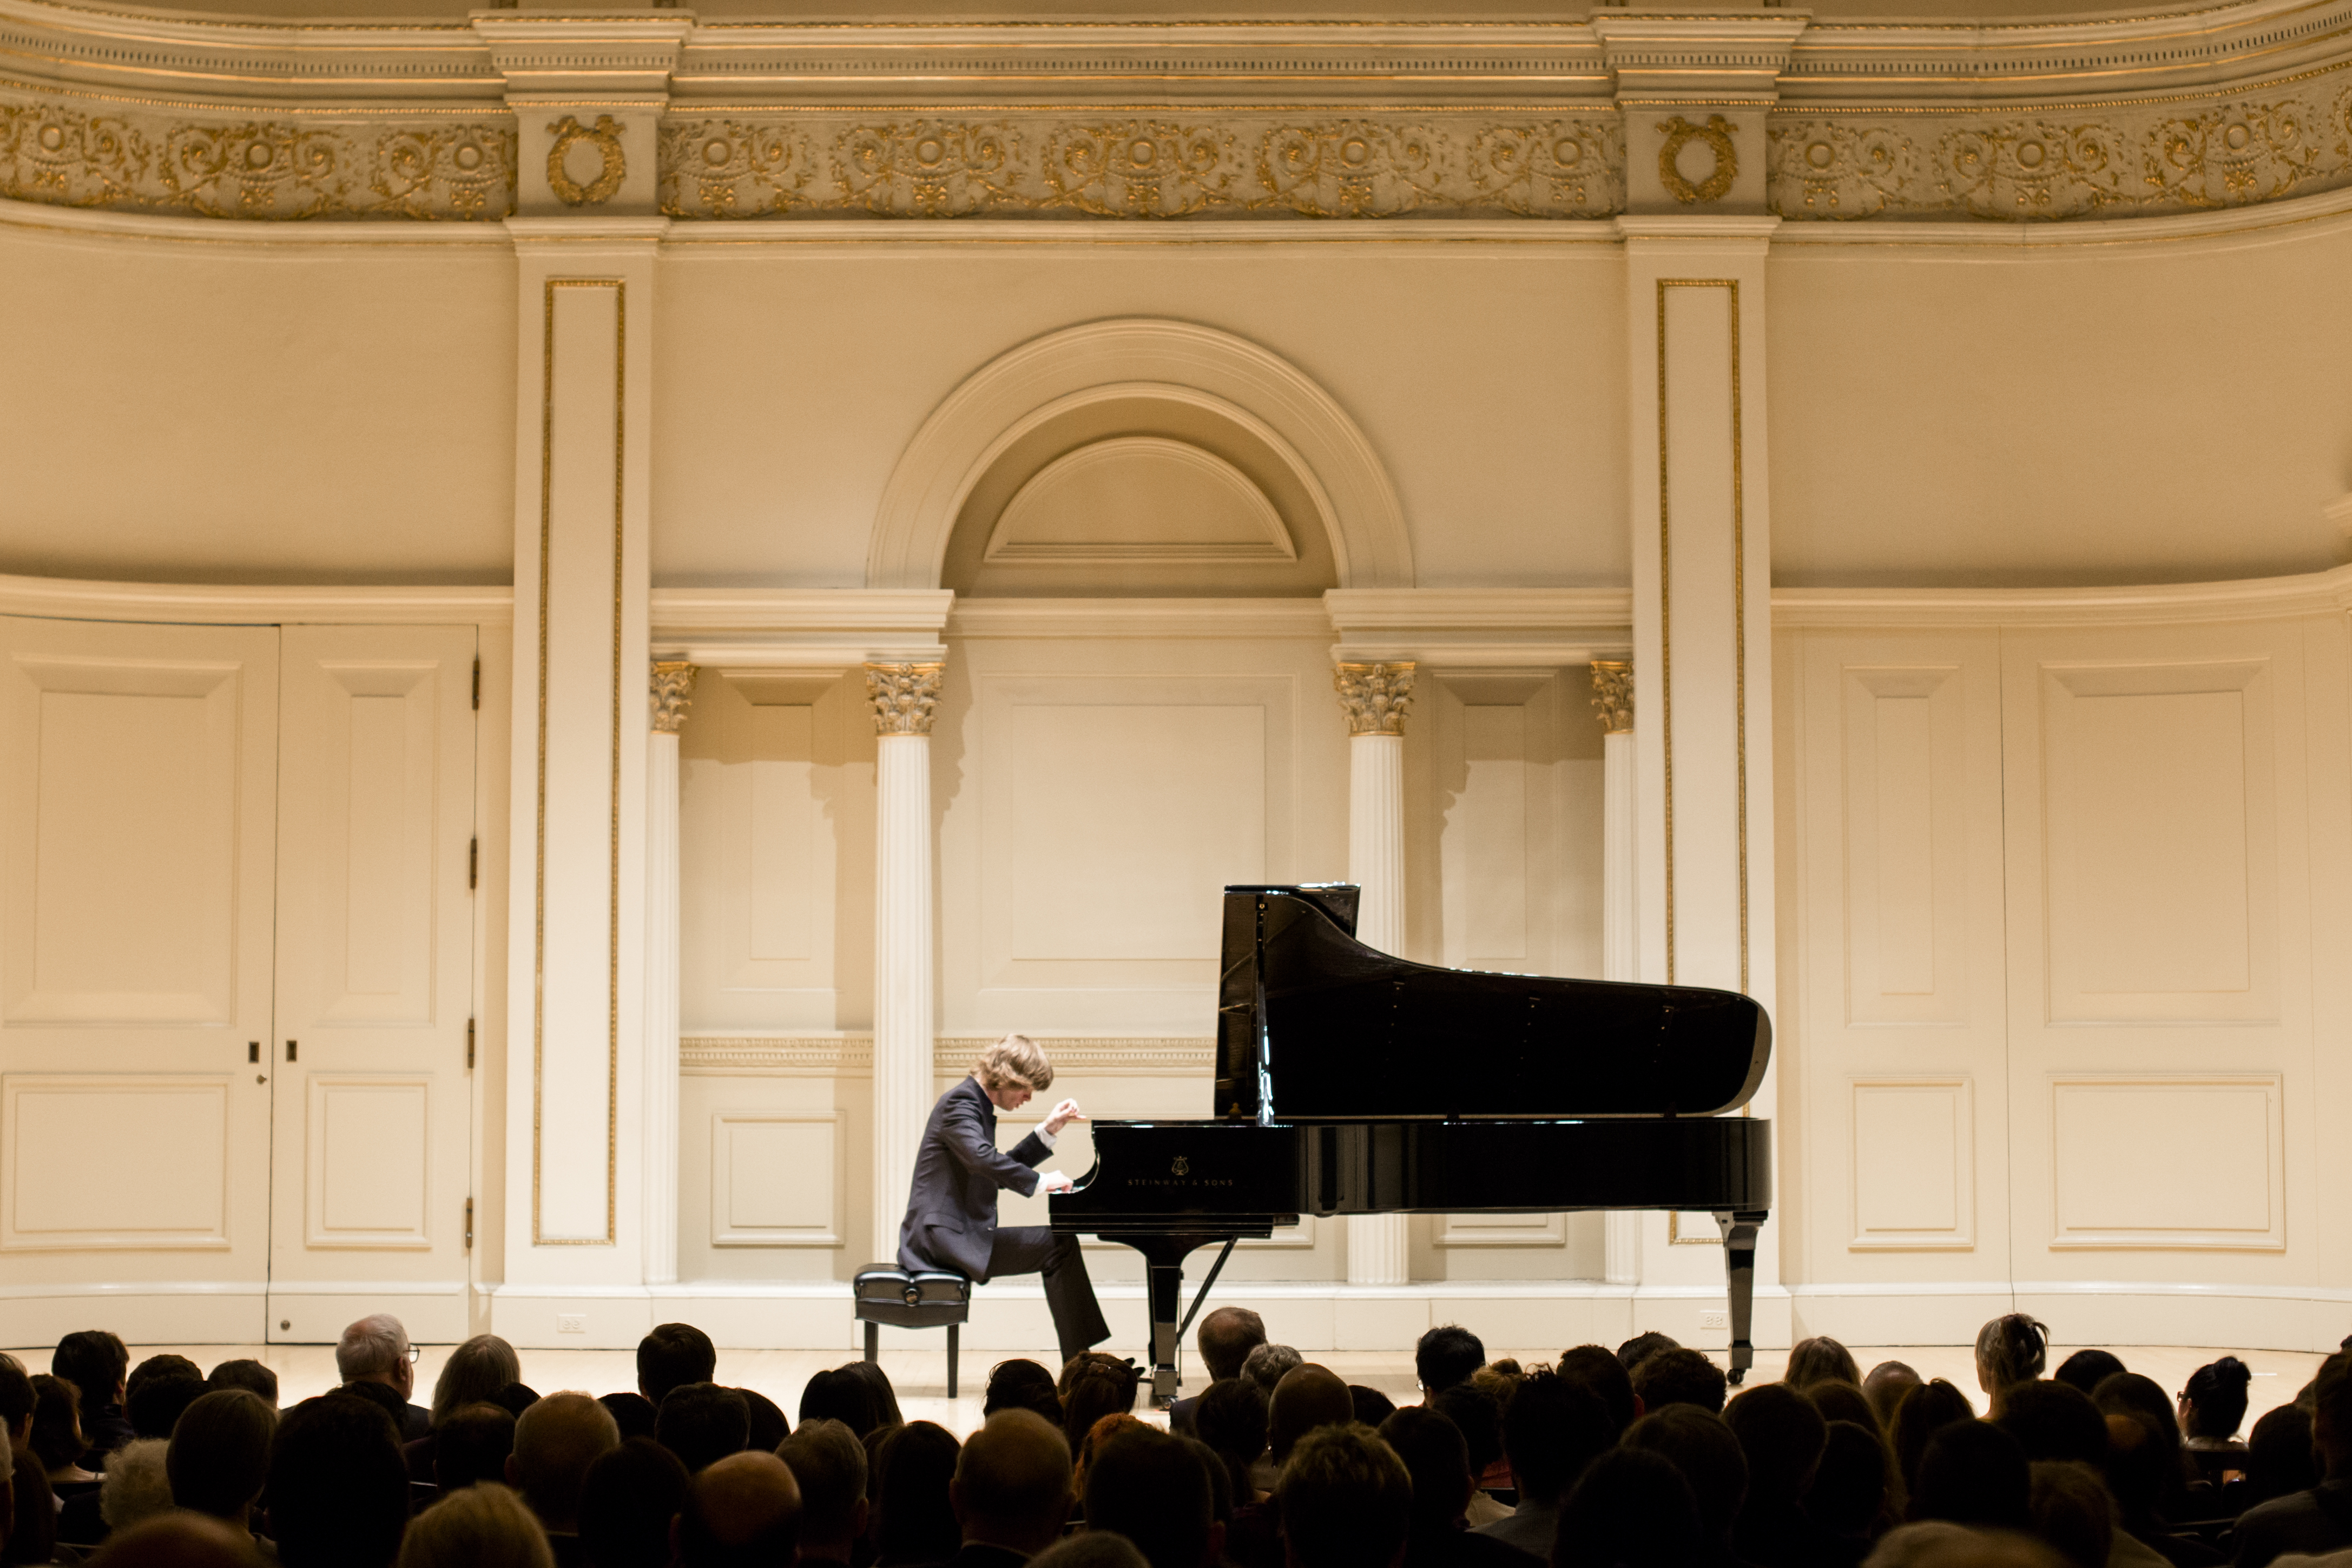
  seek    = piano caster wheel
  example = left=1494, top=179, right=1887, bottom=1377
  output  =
left=1727, top=1367, right=1747, bottom=1387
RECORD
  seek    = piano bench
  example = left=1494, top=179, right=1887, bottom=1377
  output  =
left=853, top=1267, right=971, bottom=1398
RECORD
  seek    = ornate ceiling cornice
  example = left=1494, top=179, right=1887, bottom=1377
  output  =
left=2, top=0, right=2351, bottom=225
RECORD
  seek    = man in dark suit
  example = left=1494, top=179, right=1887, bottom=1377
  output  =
left=334, top=1314, right=432, bottom=1440
left=899, top=1033, right=1110, bottom=1367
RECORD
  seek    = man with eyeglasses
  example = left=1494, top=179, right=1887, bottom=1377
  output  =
left=335, top=1314, right=431, bottom=1439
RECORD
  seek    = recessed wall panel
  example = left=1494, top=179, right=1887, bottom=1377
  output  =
left=3, top=1076, right=229, bottom=1248
left=307, top=1076, right=430, bottom=1248
left=1850, top=1077, right=1973, bottom=1249
left=711, top=1111, right=845, bottom=1247
left=2050, top=1074, right=2282, bottom=1249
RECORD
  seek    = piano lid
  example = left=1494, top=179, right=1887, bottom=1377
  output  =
left=1214, top=885, right=1770, bottom=1123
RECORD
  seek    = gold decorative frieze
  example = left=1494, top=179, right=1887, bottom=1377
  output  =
left=1336, top=662, right=1417, bottom=737
left=678, top=1035, right=1214, bottom=1078
left=1769, top=77, right=2352, bottom=221
left=657, top=114, right=1624, bottom=221
left=0, top=91, right=515, bottom=221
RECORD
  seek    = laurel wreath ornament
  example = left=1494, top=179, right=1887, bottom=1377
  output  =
left=546, top=114, right=626, bottom=207
left=1658, top=114, right=1738, bottom=205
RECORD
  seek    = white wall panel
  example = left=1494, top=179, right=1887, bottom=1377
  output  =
left=1849, top=1077, right=1973, bottom=1249
left=306, top=1076, right=431, bottom=1248
left=2048, top=1074, right=2282, bottom=1250
left=710, top=1110, right=846, bottom=1248
left=1841, top=667, right=1970, bottom=1024
left=2, top=1076, right=230, bottom=1249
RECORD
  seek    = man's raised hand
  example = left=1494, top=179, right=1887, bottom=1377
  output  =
left=1043, top=1097, right=1085, bottom=1136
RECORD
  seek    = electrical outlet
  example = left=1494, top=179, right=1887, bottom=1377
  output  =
left=1699, top=1310, right=1728, bottom=1330
left=557, top=1313, right=587, bottom=1335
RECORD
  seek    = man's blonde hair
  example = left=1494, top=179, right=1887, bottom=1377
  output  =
left=974, top=1033, right=1053, bottom=1094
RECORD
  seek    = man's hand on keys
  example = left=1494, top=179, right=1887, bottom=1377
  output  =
left=1039, top=1170, right=1075, bottom=1195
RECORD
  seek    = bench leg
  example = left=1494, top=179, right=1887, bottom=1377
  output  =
left=946, top=1324, right=959, bottom=1399
left=863, top=1320, right=878, bottom=1365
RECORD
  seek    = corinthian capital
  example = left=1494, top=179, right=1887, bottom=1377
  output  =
left=1590, top=660, right=1633, bottom=735
left=1335, top=662, right=1415, bottom=737
left=650, top=661, right=699, bottom=734
left=864, top=662, right=944, bottom=736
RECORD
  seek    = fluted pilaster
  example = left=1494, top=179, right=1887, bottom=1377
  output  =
left=867, top=661, right=943, bottom=1267
left=1338, top=661, right=1414, bottom=1286
left=642, top=660, right=695, bottom=1286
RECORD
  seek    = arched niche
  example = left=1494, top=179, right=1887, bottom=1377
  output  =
left=868, top=318, right=1413, bottom=592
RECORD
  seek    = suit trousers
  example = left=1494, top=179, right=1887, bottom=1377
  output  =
left=987, top=1224, right=1112, bottom=1366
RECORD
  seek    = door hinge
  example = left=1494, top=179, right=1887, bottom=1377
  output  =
left=471, top=657, right=480, bottom=711
left=464, top=1197, right=474, bottom=1253
left=469, top=838, right=478, bottom=891
left=466, top=1018, right=476, bottom=1071
left=286, top=1040, right=297, bottom=1063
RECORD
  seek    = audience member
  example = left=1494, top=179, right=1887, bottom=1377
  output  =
left=268, top=1392, right=412, bottom=1568
left=1417, top=1326, right=1487, bottom=1400
left=91, top=1438, right=173, bottom=1543
left=31, top=1374, right=100, bottom=1488
left=168, top=1389, right=275, bottom=1540
left=1269, top=1366, right=1355, bottom=1468
left=496, top=1382, right=543, bottom=1421
left=1863, top=1522, right=2065, bottom=1568
left=432, top=1401, right=518, bottom=1492
left=1997, top=1380, right=2110, bottom=1466
left=1633, top=1347, right=1729, bottom=1416
left=1179, top=1434, right=1234, bottom=1546
left=577, top=1438, right=691, bottom=1568
left=776, top=1418, right=869, bottom=1567
left=1975, top=1315, right=2052, bottom=1414
left=1623, top=1403, right=1749, bottom=1563
left=1617, top=1333, right=1681, bottom=1373
left=1354, top=1386, right=1400, bottom=1428
left=799, top=1366, right=886, bottom=1439
left=1893, top=1380, right=1979, bottom=1496
left=337, top=1315, right=431, bottom=1441
left=2248, top=1405, right=2320, bottom=1506
left=507, top=1389, right=620, bottom=1553
left=2231, top=1351, right=2352, bottom=1568
left=1377, top=1407, right=1538, bottom=1567
left=1084, top=1427, right=1217, bottom=1568
left=1475, top=1370, right=1613, bottom=1560
left=430, top=1335, right=525, bottom=1429
left=2103, top=1413, right=2223, bottom=1568
left=207, top=1361, right=279, bottom=1408
left=54, top=1331, right=135, bottom=1466
left=598, top=1391, right=657, bottom=1442
left=2055, top=1352, right=2128, bottom=1400
left=1811, top=1380, right=1885, bottom=1437
left=1789, top=1337, right=1866, bottom=1390
left=844, top=1363, right=905, bottom=1431
left=1556, top=1346, right=1639, bottom=1439
left=1194, top=1378, right=1269, bottom=1504
left=1171, top=1308, right=1266, bottom=1437
left=738, top=1389, right=789, bottom=1455
left=1029, top=1537, right=1149, bottom=1568
left=1240, top=1343, right=1302, bottom=1398
left=981, top=1360, right=1062, bottom=1427
left=8, top=1440, right=58, bottom=1568
left=658, top=1383, right=751, bottom=1474
left=638, top=1324, right=719, bottom=1408
left=1058, top=1354, right=1142, bottom=1456
left=126, top=1374, right=206, bottom=1443
left=1867, top=1363, right=1925, bottom=1431
left=1431, top=1383, right=1509, bottom=1525
left=87, top=1512, right=266, bottom=1568
left=677, top=1451, right=801, bottom=1568
left=1278, top=1422, right=1411, bottom=1568
left=1073, top=1413, right=1148, bottom=1510
left=1910, top=1420, right=2033, bottom=1534
left=399, top=1481, right=555, bottom=1568
left=1811, top=1420, right=1893, bottom=1568
left=871, top=1419, right=962, bottom=1567
left=1724, top=1381, right=1830, bottom=1567
left=2183, top=1358, right=2254, bottom=1448
left=1, top=1353, right=34, bottom=1451
left=2028, top=1460, right=2114, bottom=1568
left=1556, top=1446, right=1702, bottom=1568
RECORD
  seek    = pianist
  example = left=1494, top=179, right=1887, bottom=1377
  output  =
left=897, top=1033, right=1112, bottom=1366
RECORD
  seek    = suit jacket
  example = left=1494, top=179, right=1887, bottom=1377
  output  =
left=339, top=1378, right=432, bottom=1441
left=898, top=1075, right=1052, bottom=1282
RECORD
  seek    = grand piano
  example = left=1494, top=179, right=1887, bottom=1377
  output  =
left=1049, top=884, right=1773, bottom=1403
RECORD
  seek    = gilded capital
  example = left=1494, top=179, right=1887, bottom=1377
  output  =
left=1335, top=662, right=1415, bottom=737
left=1591, top=660, right=1633, bottom=735
left=650, top=660, right=698, bottom=734
left=864, top=662, right=944, bottom=737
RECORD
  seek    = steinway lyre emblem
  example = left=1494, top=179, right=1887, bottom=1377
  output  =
left=1170, top=1156, right=1190, bottom=1177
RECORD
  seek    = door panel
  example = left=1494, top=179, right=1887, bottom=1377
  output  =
left=2000, top=623, right=2313, bottom=1287
left=0, top=616, right=279, bottom=1320
left=268, top=625, right=476, bottom=1343
left=1791, top=629, right=2010, bottom=1288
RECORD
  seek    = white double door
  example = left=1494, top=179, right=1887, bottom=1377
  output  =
left=1, top=616, right=478, bottom=1345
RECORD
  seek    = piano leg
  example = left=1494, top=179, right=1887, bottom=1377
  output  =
left=1714, top=1209, right=1767, bottom=1386
left=1103, top=1231, right=1214, bottom=1407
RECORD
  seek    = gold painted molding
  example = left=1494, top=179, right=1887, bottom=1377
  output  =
left=680, top=1035, right=1216, bottom=1078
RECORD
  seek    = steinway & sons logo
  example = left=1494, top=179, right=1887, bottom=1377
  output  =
left=1128, top=1152, right=1232, bottom=1188
left=1171, top=1156, right=1190, bottom=1176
